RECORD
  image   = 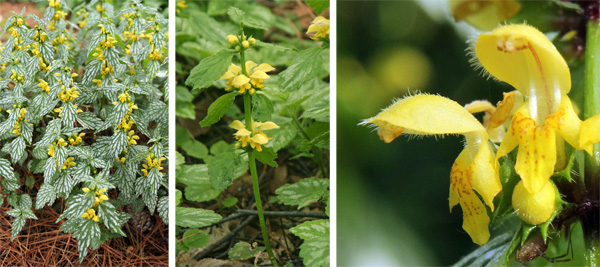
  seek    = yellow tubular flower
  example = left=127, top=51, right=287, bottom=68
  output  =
left=246, top=61, right=275, bottom=89
left=361, top=94, right=502, bottom=245
left=230, top=120, right=279, bottom=152
left=476, top=24, right=599, bottom=194
left=307, top=16, right=330, bottom=40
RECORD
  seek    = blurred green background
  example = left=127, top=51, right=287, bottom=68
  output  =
left=335, top=0, right=573, bottom=265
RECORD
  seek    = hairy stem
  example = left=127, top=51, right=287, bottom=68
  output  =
left=240, top=23, right=278, bottom=266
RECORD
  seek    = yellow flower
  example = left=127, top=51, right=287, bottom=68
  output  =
left=230, top=120, right=279, bottom=152
left=49, top=0, right=60, bottom=7
left=219, top=64, right=251, bottom=93
left=476, top=24, right=600, bottom=194
left=449, top=0, right=521, bottom=31
left=246, top=61, right=275, bottom=89
left=81, top=208, right=100, bottom=222
left=361, top=94, right=501, bottom=245
left=307, top=16, right=330, bottom=40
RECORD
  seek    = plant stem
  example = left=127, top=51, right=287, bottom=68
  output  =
left=584, top=20, right=600, bottom=188
left=583, top=19, right=600, bottom=267
left=239, top=25, right=278, bottom=266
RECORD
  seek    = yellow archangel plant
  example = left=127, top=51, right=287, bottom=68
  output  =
left=362, top=24, right=600, bottom=246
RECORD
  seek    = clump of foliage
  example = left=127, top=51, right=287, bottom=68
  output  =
left=0, top=0, right=168, bottom=261
left=175, top=1, right=329, bottom=266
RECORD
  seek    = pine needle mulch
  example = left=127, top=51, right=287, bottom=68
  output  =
left=0, top=201, right=168, bottom=267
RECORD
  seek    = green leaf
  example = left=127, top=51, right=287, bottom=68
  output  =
left=186, top=51, right=234, bottom=91
left=276, top=177, right=329, bottom=209
left=208, top=152, right=246, bottom=190
left=255, top=147, right=277, bottom=167
left=290, top=219, right=330, bottom=267
left=223, top=197, right=238, bottom=208
left=452, top=232, right=514, bottom=267
left=255, top=40, right=294, bottom=52
left=199, top=92, right=237, bottom=127
left=182, top=141, right=209, bottom=159
left=176, top=101, right=195, bottom=119
left=210, top=140, right=234, bottom=155
left=185, top=182, right=221, bottom=203
left=229, top=241, right=265, bottom=260
left=176, top=190, right=183, bottom=206
left=227, top=7, right=267, bottom=30
left=300, top=99, right=329, bottom=122
left=176, top=126, right=193, bottom=148
left=279, top=47, right=323, bottom=92
left=252, top=93, right=274, bottom=121
left=175, top=207, right=222, bottom=228
left=306, top=0, right=330, bottom=14
left=176, top=164, right=208, bottom=186
left=182, top=229, right=210, bottom=248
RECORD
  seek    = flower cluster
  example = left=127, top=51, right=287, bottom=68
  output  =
left=81, top=208, right=100, bottom=222
left=141, top=153, right=165, bottom=176
left=220, top=61, right=275, bottom=94
left=362, top=24, right=600, bottom=245
left=226, top=33, right=257, bottom=51
left=68, top=133, right=85, bottom=146
left=230, top=120, right=279, bottom=152
left=10, top=107, right=29, bottom=136
left=48, top=138, right=67, bottom=158
left=307, top=16, right=330, bottom=40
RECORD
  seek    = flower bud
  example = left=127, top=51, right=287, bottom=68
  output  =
left=512, top=180, right=556, bottom=225
left=248, top=37, right=256, bottom=45
left=242, top=40, right=249, bottom=48
left=226, top=34, right=238, bottom=45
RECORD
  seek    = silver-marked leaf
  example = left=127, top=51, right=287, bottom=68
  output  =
left=290, top=219, right=330, bottom=267
left=275, top=177, right=329, bottom=209
left=0, top=158, right=16, bottom=181
left=82, top=59, right=102, bottom=85
left=11, top=216, right=25, bottom=241
left=35, top=182, right=57, bottom=209
left=98, top=202, right=130, bottom=236
left=57, top=193, right=94, bottom=222
left=54, top=172, right=76, bottom=197
left=175, top=207, right=222, bottom=228
left=108, top=130, right=128, bottom=159
left=76, top=112, right=104, bottom=131
left=61, top=101, right=77, bottom=127
left=73, top=218, right=101, bottom=261
left=157, top=196, right=168, bottom=224
left=44, top=157, right=57, bottom=183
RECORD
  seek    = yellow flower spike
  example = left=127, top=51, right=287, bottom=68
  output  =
left=512, top=180, right=556, bottom=225
left=362, top=94, right=502, bottom=245
left=475, top=24, right=570, bottom=123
